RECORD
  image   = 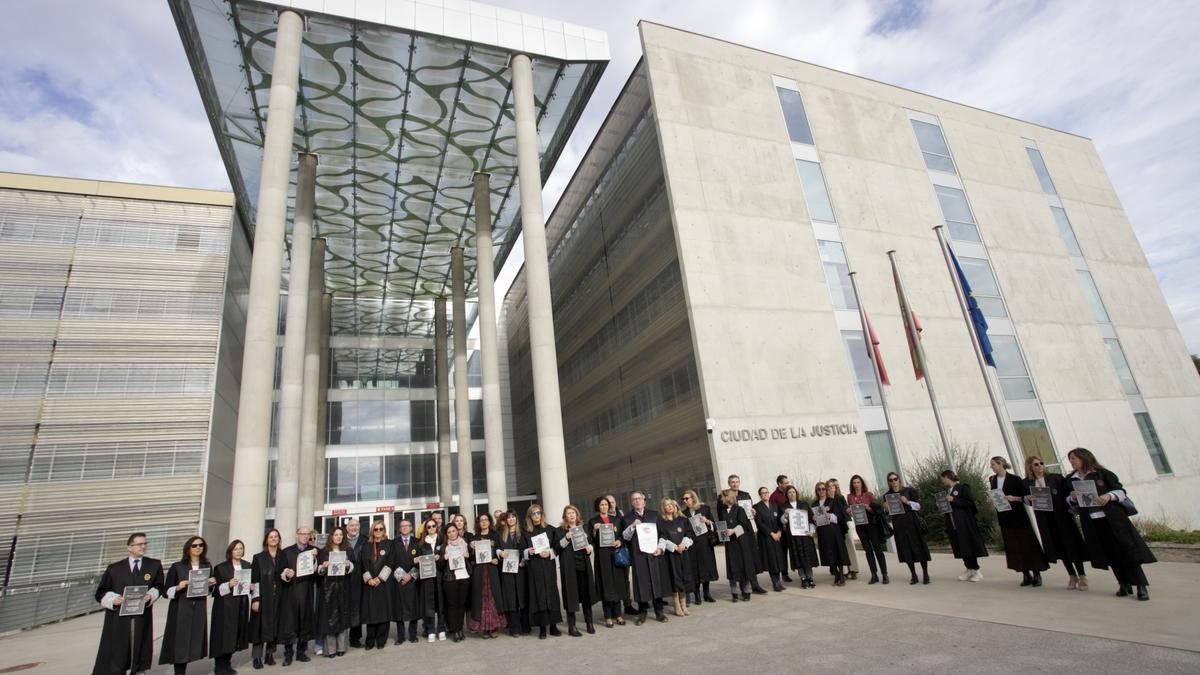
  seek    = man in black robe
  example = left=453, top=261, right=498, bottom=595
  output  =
left=619, top=491, right=669, bottom=624
left=278, top=527, right=317, bottom=665
left=342, top=519, right=365, bottom=647
left=92, top=532, right=164, bottom=675
left=715, top=475, right=767, bottom=594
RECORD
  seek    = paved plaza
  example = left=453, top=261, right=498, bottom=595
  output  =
left=1, top=553, right=1197, bottom=674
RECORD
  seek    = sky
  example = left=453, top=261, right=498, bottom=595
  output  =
left=0, top=0, right=1197, bottom=353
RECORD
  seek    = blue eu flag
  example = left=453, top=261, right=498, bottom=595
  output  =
left=951, top=252, right=996, bottom=367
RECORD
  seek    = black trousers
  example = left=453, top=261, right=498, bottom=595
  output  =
left=365, top=622, right=389, bottom=647
left=856, top=524, right=888, bottom=576
left=601, top=600, right=620, bottom=619
left=213, top=654, right=233, bottom=673
left=443, top=579, right=470, bottom=633
left=349, top=624, right=362, bottom=645
left=283, top=639, right=307, bottom=655
left=394, top=619, right=419, bottom=640
left=637, top=598, right=665, bottom=616
left=963, top=556, right=980, bottom=570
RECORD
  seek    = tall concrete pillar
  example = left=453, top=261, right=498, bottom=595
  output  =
left=313, top=292, right=331, bottom=514
left=435, top=300, right=452, bottom=505
left=298, top=237, right=326, bottom=528
left=510, top=53, right=569, bottom=520
left=273, top=152, right=318, bottom=540
left=451, top=247, right=474, bottom=519
left=472, top=173, right=508, bottom=513
left=228, top=8, right=304, bottom=548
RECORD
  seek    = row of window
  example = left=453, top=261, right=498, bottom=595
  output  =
left=325, top=399, right=483, bottom=445
left=43, top=363, right=214, bottom=396
left=20, top=439, right=207, bottom=484
left=565, top=359, right=699, bottom=453
left=263, top=451, right=487, bottom=507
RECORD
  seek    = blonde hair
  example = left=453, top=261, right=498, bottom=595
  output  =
left=660, top=498, right=681, bottom=518
left=720, top=488, right=738, bottom=505
left=524, top=503, right=545, bottom=531
left=1024, top=455, right=1043, bottom=478
left=681, top=489, right=704, bottom=509
left=559, top=505, right=583, bottom=529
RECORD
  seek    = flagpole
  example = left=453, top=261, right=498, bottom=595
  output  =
left=933, top=226, right=1023, bottom=471
left=887, top=250, right=955, bottom=473
left=847, top=269, right=904, bottom=480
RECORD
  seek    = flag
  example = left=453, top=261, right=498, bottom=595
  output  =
left=863, top=311, right=890, bottom=385
left=950, top=251, right=996, bottom=367
left=891, top=264, right=926, bottom=380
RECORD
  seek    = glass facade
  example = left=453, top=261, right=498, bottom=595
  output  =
left=776, top=87, right=814, bottom=144
left=911, top=119, right=957, bottom=173
left=818, top=240, right=856, bottom=310
left=841, top=331, right=882, bottom=407
left=1013, top=419, right=1055, bottom=465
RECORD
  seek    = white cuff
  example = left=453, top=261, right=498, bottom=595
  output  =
left=280, top=570, right=290, bottom=581
left=1108, top=490, right=1126, bottom=503
left=251, top=586, right=260, bottom=600
left=379, top=566, right=392, bottom=582
left=681, top=537, right=693, bottom=548
left=101, top=591, right=120, bottom=610
left=146, top=588, right=159, bottom=605
left=732, top=525, right=744, bottom=537
left=622, top=525, right=635, bottom=539
left=219, top=583, right=232, bottom=596
left=909, top=501, right=921, bottom=512
left=362, top=572, right=373, bottom=583
left=166, top=586, right=178, bottom=600
left=829, top=514, right=839, bottom=524
left=559, top=536, right=570, bottom=548
left=346, top=561, right=354, bottom=573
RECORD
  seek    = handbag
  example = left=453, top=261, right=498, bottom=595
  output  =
left=879, top=515, right=894, bottom=539
left=1119, top=496, right=1138, bottom=517
left=613, top=545, right=632, bottom=568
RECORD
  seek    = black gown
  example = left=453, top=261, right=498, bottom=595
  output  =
left=945, top=482, right=989, bottom=560
left=357, top=538, right=394, bottom=626
left=722, top=504, right=758, bottom=584
left=552, top=526, right=598, bottom=612
left=990, top=473, right=1048, bottom=572
left=753, top=501, right=787, bottom=576
left=813, top=498, right=850, bottom=567
left=417, top=540, right=444, bottom=628
left=278, top=544, right=318, bottom=643
left=92, top=556, right=164, bottom=675
left=524, top=524, right=563, bottom=622
left=159, top=561, right=210, bottom=666
left=343, top=535, right=365, bottom=631
left=497, top=530, right=529, bottom=613
left=777, top=500, right=819, bottom=573
left=886, top=487, right=931, bottom=563
left=210, top=561, right=251, bottom=659
left=682, top=505, right=719, bottom=585
left=314, top=549, right=352, bottom=637
left=619, top=509, right=671, bottom=604
left=248, top=550, right=281, bottom=646
left=388, top=535, right=422, bottom=622
left=657, top=516, right=694, bottom=593
left=587, top=515, right=625, bottom=602
left=718, top=491, right=762, bottom=573
left=1066, top=468, right=1156, bottom=574
left=1024, top=473, right=1087, bottom=565
left=469, top=531, right=505, bottom=621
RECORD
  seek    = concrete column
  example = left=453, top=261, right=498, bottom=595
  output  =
left=435, top=299, right=452, bottom=504
left=228, top=8, right=303, bottom=548
left=273, top=152, right=318, bottom=540
left=298, top=237, right=326, bottom=527
left=313, top=292, right=331, bottom=513
left=451, top=247, right=474, bottom=518
left=510, top=53, right=569, bottom=519
left=472, top=173, right=508, bottom=513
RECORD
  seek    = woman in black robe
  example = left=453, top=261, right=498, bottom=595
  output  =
left=1065, top=447, right=1155, bottom=601
left=720, top=489, right=758, bottom=602
left=813, top=482, right=850, bottom=586
left=657, top=498, right=694, bottom=617
left=554, top=505, right=598, bottom=635
left=441, top=522, right=473, bottom=642
left=210, top=540, right=251, bottom=674
left=941, top=470, right=988, bottom=582
left=777, top=486, right=819, bottom=588
left=498, top=511, right=531, bottom=636
left=989, top=457, right=1048, bottom=586
left=249, top=528, right=282, bottom=668
left=753, top=487, right=787, bottom=592
left=523, top=504, right=564, bottom=639
left=468, top=513, right=506, bottom=638
left=588, top=496, right=625, bottom=627
left=357, top=520, right=393, bottom=649
left=1024, top=455, right=1089, bottom=589
left=417, top=521, right=446, bottom=641
left=160, top=536, right=215, bottom=673
left=314, top=527, right=355, bottom=657
left=680, top=489, right=718, bottom=605
left=885, top=473, right=931, bottom=584
left=388, top=518, right=422, bottom=644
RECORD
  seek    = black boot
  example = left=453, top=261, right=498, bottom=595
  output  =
left=923, top=571, right=931, bottom=585
left=782, top=574, right=793, bottom=583
left=252, top=658, right=263, bottom=670
left=1021, top=572, right=1032, bottom=587
left=882, top=574, right=890, bottom=584
left=549, top=624, right=562, bottom=636
left=741, top=591, right=751, bottom=601
left=263, top=652, right=275, bottom=667
left=1136, top=585, right=1149, bottom=601
left=1116, top=584, right=1131, bottom=597
left=703, top=585, right=715, bottom=603
left=538, top=626, right=547, bottom=640
left=567, top=615, right=582, bottom=637
left=585, top=616, right=595, bottom=634
left=1032, top=572, right=1043, bottom=587
left=910, top=573, right=919, bottom=585
left=868, top=574, right=879, bottom=585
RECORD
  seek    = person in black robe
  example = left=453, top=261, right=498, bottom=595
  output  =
left=160, top=536, right=215, bottom=673
left=278, top=527, right=318, bottom=665
left=680, top=489, right=718, bottom=605
left=210, top=540, right=251, bottom=674
left=941, top=470, right=988, bottom=582
left=720, top=489, right=757, bottom=601
left=441, top=523, right=473, bottom=642
left=884, top=473, right=931, bottom=584
left=1065, top=447, right=1155, bottom=601
left=777, top=488, right=819, bottom=588
left=357, top=520, right=393, bottom=649
left=498, top=512, right=531, bottom=636
left=657, top=498, right=694, bottom=617
left=989, top=457, right=1048, bottom=586
left=715, top=475, right=767, bottom=593
left=249, top=528, right=282, bottom=668
left=468, top=513, right=507, bottom=638
left=753, top=487, right=787, bottom=592
left=523, top=504, right=563, bottom=638
left=620, top=491, right=671, bottom=624
left=388, top=518, right=422, bottom=644
left=827, top=478, right=860, bottom=580
left=314, top=527, right=355, bottom=657
left=605, top=494, right=636, bottom=617
left=846, top=475, right=889, bottom=584
left=92, top=532, right=164, bottom=675
left=1024, top=455, right=1089, bottom=589
left=553, top=505, right=597, bottom=635
left=813, top=482, right=850, bottom=586
left=341, top=519, right=366, bottom=648
left=417, top=521, right=446, bottom=641
left=588, top=497, right=625, bottom=627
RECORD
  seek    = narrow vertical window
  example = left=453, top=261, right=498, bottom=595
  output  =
left=776, top=87, right=814, bottom=145
left=1026, top=147, right=1057, bottom=194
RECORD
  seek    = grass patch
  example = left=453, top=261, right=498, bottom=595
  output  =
left=1136, top=516, right=1200, bottom=545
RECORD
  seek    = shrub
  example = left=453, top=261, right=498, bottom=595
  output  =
left=905, top=443, right=1000, bottom=548
left=1135, top=516, right=1200, bottom=545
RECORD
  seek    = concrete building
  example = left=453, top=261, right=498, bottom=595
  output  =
left=504, top=23, right=1200, bottom=523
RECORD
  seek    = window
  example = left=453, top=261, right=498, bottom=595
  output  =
left=991, top=335, right=1035, bottom=400
left=911, top=120, right=956, bottom=173
left=957, top=256, right=1007, bottom=318
left=1134, top=413, right=1172, bottom=475
left=817, top=240, right=856, bottom=309
left=934, top=185, right=980, bottom=242
left=410, top=400, right=437, bottom=442
left=1026, top=147, right=1057, bottom=194
left=865, top=431, right=900, bottom=494
left=776, top=87, right=814, bottom=145
left=1049, top=207, right=1082, bottom=256
left=1104, top=339, right=1139, bottom=395
left=795, top=160, right=835, bottom=222
left=469, top=399, right=484, bottom=440
left=1013, top=419, right=1056, bottom=466
left=841, top=330, right=882, bottom=407
left=1077, top=271, right=1109, bottom=323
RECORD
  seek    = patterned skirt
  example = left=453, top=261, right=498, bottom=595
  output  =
left=467, top=572, right=507, bottom=632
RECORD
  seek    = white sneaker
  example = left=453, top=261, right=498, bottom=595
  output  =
left=437, top=631, right=447, bottom=641
left=969, top=570, right=983, bottom=582
left=427, top=633, right=436, bottom=643
left=958, top=569, right=972, bottom=581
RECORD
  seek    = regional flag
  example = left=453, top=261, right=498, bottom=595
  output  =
left=863, top=311, right=890, bottom=385
left=950, top=252, right=996, bottom=367
left=891, top=263, right=926, bottom=380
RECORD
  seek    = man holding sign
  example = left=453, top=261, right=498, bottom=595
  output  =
left=92, top=532, right=164, bottom=675
left=620, top=491, right=670, bottom=624
left=279, top=527, right=317, bottom=665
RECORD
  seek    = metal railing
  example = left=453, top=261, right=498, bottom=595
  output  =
left=0, top=576, right=100, bottom=635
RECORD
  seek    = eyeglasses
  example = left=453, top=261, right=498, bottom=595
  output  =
left=682, top=496, right=693, bottom=501
left=816, top=487, right=826, bottom=491
left=372, top=527, right=384, bottom=532
left=888, top=478, right=899, bottom=482
left=130, top=541, right=147, bottom=547
left=189, top=543, right=204, bottom=549
left=530, top=511, right=541, bottom=515
left=1032, top=461, right=1044, bottom=466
